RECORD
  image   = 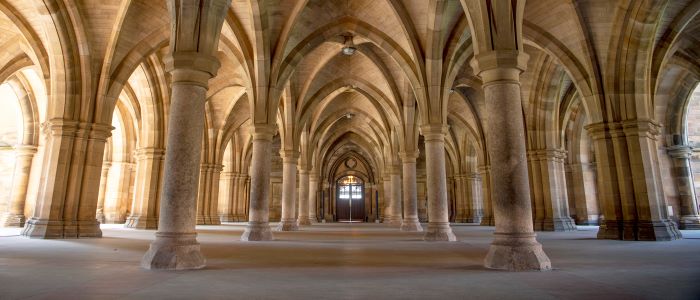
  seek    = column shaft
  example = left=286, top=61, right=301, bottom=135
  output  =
left=400, top=153, right=422, bottom=231
left=668, top=146, right=700, bottom=229
left=241, top=125, right=275, bottom=241
left=141, top=76, right=208, bottom=269
left=126, top=148, right=164, bottom=229
left=477, top=60, right=550, bottom=270
left=276, top=153, right=299, bottom=231
left=297, top=170, right=310, bottom=225
left=1, top=145, right=37, bottom=227
left=308, top=173, right=319, bottom=223
left=388, top=170, right=403, bottom=226
left=421, top=125, right=456, bottom=241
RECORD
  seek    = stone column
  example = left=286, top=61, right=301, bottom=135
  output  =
left=234, top=175, right=247, bottom=221
left=96, top=161, right=111, bottom=224
left=667, top=145, right=700, bottom=229
left=241, top=125, right=276, bottom=241
left=388, top=168, right=403, bottom=227
left=473, top=52, right=551, bottom=270
left=275, top=151, right=299, bottom=231
left=465, top=173, right=483, bottom=223
left=207, top=164, right=223, bottom=225
left=141, top=58, right=220, bottom=270
left=420, top=125, right=456, bottom=241
left=382, top=175, right=393, bottom=223
left=126, top=148, right=164, bottom=229
left=527, top=149, right=576, bottom=231
left=1, top=145, right=37, bottom=227
left=478, top=165, right=494, bottom=226
left=308, top=172, right=319, bottom=223
left=297, top=169, right=311, bottom=225
left=566, top=162, right=600, bottom=225
left=218, top=171, right=235, bottom=222
left=196, top=164, right=211, bottom=225
left=400, top=152, right=422, bottom=231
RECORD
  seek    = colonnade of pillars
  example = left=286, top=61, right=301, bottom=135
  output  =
left=4, top=0, right=699, bottom=275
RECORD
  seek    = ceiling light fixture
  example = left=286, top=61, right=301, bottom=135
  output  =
left=342, top=34, right=356, bottom=56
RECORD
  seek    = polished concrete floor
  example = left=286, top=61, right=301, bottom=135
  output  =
left=1, top=223, right=699, bottom=300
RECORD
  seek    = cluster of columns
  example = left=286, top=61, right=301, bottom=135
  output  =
left=527, top=149, right=577, bottom=231
left=453, top=173, right=483, bottom=223
left=196, top=163, right=223, bottom=225
left=218, top=172, right=249, bottom=222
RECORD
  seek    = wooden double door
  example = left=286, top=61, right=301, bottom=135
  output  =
left=336, top=183, right=365, bottom=222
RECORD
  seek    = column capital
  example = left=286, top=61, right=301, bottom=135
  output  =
left=420, top=124, right=448, bottom=142
left=470, top=50, right=528, bottom=84
left=527, top=148, right=567, bottom=161
left=279, top=150, right=300, bottom=162
left=249, top=124, right=277, bottom=141
left=298, top=168, right=310, bottom=176
left=621, top=119, right=661, bottom=138
left=309, top=171, right=320, bottom=181
left=584, top=121, right=625, bottom=140
left=667, top=145, right=693, bottom=159
left=13, top=144, right=38, bottom=156
left=399, top=151, right=419, bottom=163
left=134, top=147, right=166, bottom=160
left=42, top=118, right=79, bottom=137
left=89, top=123, right=115, bottom=142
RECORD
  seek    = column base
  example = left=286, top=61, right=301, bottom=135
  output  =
left=275, top=219, right=299, bottom=231
left=308, top=217, right=318, bottom=224
left=480, top=216, right=495, bottom=226
left=207, top=217, right=221, bottom=225
left=241, top=221, right=273, bottom=241
left=400, top=218, right=423, bottom=232
left=385, top=216, right=402, bottom=227
left=96, top=212, right=105, bottom=224
left=679, top=215, right=700, bottom=230
left=484, top=232, right=551, bottom=271
left=538, top=217, right=577, bottom=232
left=0, top=213, right=26, bottom=227
left=21, top=219, right=102, bottom=238
left=597, top=220, right=682, bottom=241
left=125, top=215, right=158, bottom=230
left=219, top=214, right=237, bottom=222
left=297, top=217, right=311, bottom=226
left=141, top=232, right=205, bottom=270
left=464, top=216, right=482, bottom=224
left=423, top=222, right=457, bottom=241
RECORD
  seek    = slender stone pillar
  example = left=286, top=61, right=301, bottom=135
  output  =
left=452, top=174, right=466, bottom=222
left=218, top=171, right=235, bottom=222
left=308, top=172, right=319, bottom=223
left=400, top=152, right=422, bottom=231
left=297, top=169, right=311, bottom=225
left=420, top=125, right=456, bottom=241
left=96, top=161, right=111, bottom=224
left=667, top=145, right=700, bottom=229
left=465, top=173, right=483, bottom=223
left=241, top=125, right=276, bottom=241
left=126, top=148, right=164, bottom=229
left=388, top=168, right=403, bottom=227
left=276, top=151, right=299, bottom=231
left=382, top=176, right=393, bottom=223
left=207, top=164, right=222, bottom=225
left=473, top=52, right=551, bottom=270
left=235, top=174, right=249, bottom=221
left=1, top=145, right=37, bottom=227
left=478, top=165, right=494, bottom=226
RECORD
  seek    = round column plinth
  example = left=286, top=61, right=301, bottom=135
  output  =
left=141, top=233, right=205, bottom=270
left=484, top=232, right=551, bottom=271
left=241, top=221, right=273, bottom=241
